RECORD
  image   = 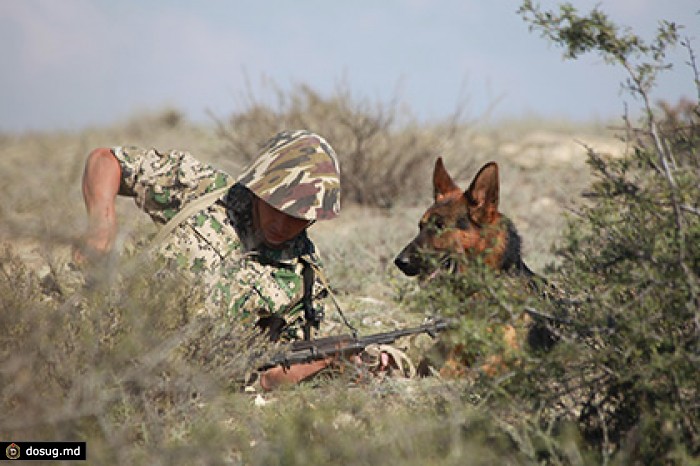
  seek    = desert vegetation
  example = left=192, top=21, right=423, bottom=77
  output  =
left=0, top=2, right=697, bottom=464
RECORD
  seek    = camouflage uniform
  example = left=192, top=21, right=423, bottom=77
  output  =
left=112, top=130, right=340, bottom=340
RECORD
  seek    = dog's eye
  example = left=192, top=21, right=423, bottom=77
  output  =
left=430, top=217, right=446, bottom=230
left=456, top=216, right=470, bottom=229
left=421, top=216, right=447, bottom=232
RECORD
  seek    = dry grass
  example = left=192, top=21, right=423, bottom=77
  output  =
left=0, top=103, right=627, bottom=464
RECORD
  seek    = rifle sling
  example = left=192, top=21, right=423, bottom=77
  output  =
left=301, top=259, right=317, bottom=340
left=151, top=182, right=234, bottom=249
left=149, top=180, right=360, bottom=340
left=305, top=260, right=358, bottom=338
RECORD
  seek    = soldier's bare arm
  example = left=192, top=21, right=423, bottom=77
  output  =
left=259, top=358, right=334, bottom=391
left=76, top=148, right=122, bottom=262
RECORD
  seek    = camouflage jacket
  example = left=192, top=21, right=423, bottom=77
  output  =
left=113, top=146, right=326, bottom=338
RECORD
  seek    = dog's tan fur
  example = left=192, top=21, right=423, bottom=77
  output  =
left=395, top=158, right=537, bottom=376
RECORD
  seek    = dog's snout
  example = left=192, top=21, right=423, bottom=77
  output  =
left=394, top=251, right=420, bottom=277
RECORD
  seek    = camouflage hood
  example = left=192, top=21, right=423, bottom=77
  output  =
left=235, top=130, right=340, bottom=221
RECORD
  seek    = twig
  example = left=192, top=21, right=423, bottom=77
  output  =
left=680, top=204, right=700, bottom=216
left=682, top=37, right=700, bottom=102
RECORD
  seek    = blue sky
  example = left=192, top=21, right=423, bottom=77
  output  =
left=1, top=0, right=698, bottom=132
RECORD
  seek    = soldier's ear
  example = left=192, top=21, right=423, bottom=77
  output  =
left=433, top=157, right=461, bottom=202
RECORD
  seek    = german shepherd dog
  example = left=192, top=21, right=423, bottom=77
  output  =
left=395, top=158, right=533, bottom=279
left=394, top=158, right=546, bottom=376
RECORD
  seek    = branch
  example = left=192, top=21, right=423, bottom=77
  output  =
left=682, top=37, right=700, bottom=102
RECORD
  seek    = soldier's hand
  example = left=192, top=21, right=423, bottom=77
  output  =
left=259, top=357, right=335, bottom=391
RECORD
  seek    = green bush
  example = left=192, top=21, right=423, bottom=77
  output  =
left=405, top=3, right=699, bottom=464
left=551, top=118, right=699, bottom=461
left=521, top=3, right=698, bottom=462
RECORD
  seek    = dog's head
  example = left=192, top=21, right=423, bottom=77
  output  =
left=394, top=158, right=506, bottom=278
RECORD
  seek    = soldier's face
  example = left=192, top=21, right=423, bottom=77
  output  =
left=254, top=197, right=312, bottom=247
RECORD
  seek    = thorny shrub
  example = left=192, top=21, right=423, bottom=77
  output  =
left=0, top=248, right=271, bottom=464
left=213, top=82, right=470, bottom=208
left=402, top=3, right=699, bottom=464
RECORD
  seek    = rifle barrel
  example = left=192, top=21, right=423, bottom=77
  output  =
left=261, top=319, right=450, bottom=370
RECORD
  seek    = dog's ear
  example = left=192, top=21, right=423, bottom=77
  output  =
left=465, top=162, right=499, bottom=223
left=433, top=157, right=461, bottom=201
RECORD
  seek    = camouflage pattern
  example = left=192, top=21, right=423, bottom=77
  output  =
left=112, top=142, right=328, bottom=340
left=236, top=130, right=340, bottom=221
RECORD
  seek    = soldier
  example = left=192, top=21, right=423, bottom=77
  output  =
left=77, top=130, right=342, bottom=390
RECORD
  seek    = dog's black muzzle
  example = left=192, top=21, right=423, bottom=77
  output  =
left=394, top=244, right=421, bottom=277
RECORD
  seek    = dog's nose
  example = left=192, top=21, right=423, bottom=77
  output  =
left=394, top=255, right=419, bottom=276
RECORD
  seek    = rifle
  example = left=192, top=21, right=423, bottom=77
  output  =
left=259, top=318, right=450, bottom=370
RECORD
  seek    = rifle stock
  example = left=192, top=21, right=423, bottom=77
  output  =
left=260, top=318, right=450, bottom=370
